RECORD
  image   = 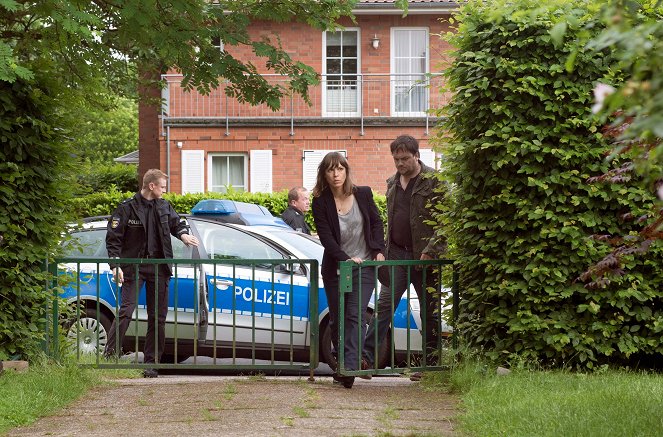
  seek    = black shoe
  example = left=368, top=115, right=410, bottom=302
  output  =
left=332, top=373, right=355, bottom=389
left=143, top=368, right=159, bottom=378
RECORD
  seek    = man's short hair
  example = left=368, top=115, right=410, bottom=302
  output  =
left=287, top=186, right=307, bottom=203
left=142, top=169, right=169, bottom=189
left=390, top=134, right=420, bottom=156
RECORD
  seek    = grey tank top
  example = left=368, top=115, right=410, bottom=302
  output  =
left=338, top=199, right=372, bottom=261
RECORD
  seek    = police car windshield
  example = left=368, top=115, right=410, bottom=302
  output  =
left=266, top=230, right=323, bottom=263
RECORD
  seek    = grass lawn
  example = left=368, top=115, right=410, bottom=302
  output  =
left=424, top=363, right=663, bottom=436
left=0, top=362, right=139, bottom=434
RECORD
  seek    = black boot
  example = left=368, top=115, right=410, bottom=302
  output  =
left=332, top=373, right=355, bottom=389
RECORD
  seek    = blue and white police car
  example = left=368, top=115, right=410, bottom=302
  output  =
left=61, top=199, right=449, bottom=367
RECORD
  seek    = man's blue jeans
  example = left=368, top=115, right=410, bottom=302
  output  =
left=363, top=245, right=440, bottom=367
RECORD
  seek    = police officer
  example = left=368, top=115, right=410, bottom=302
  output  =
left=281, top=186, right=311, bottom=234
left=104, top=169, right=198, bottom=378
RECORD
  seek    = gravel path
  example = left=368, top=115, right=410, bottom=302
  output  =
left=7, top=375, right=459, bottom=436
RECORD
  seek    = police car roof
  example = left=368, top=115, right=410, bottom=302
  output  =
left=191, top=199, right=290, bottom=228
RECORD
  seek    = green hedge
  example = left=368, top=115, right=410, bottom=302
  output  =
left=70, top=189, right=387, bottom=233
left=438, top=0, right=663, bottom=369
left=0, top=78, right=77, bottom=361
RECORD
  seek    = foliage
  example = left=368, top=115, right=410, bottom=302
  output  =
left=77, top=163, right=139, bottom=195
left=576, top=0, right=663, bottom=286
left=0, top=0, right=357, bottom=109
left=436, top=0, right=663, bottom=369
left=69, top=189, right=387, bottom=234
left=72, top=97, right=138, bottom=164
left=587, top=0, right=663, bottom=168
left=0, top=78, right=77, bottom=361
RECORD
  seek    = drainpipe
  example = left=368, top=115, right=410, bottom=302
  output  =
left=166, top=125, right=171, bottom=191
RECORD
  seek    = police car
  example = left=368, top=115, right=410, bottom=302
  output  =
left=61, top=199, right=449, bottom=367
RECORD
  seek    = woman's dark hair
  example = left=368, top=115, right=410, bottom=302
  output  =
left=311, top=152, right=354, bottom=197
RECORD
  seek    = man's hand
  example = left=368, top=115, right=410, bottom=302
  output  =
left=420, top=253, right=433, bottom=261
left=181, top=233, right=199, bottom=247
left=112, top=267, right=124, bottom=285
left=374, top=253, right=385, bottom=261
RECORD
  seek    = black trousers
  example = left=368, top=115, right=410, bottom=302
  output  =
left=324, top=266, right=375, bottom=371
left=105, top=264, right=170, bottom=364
left=364, top=245, right=440, bottom=366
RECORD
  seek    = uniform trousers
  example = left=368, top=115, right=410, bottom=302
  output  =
left=105, top=264, right=170, bottom=364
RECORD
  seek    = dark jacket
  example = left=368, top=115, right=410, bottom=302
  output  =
left=385, top=161, right=447, bottom=260
left=312, top=186, right=385, bottom=280
left=281, top=206, right=311, bottom=234
left=106, top=193, right=190, bottom=275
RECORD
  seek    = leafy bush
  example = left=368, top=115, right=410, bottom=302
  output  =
left=0, top=79, right=77, bottom=361
left=437, top=0, right=663, bottom=369
left=77, top=162, right=139, bottom=194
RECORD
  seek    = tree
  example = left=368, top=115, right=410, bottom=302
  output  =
left=72, top=97, right=140, bottom=193
left=0, top=0, right=357, bottom=360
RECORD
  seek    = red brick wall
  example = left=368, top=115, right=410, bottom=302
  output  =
left=162, top=125, right=435, bottom=195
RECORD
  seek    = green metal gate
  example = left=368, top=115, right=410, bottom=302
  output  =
left=43, top=256, right=458, bottom=379
left=44, top=257, right=321, bottom=379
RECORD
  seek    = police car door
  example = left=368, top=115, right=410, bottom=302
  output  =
left=162, top=234, right=201, bottom=343
left=194, top=221, right=309, bottom=351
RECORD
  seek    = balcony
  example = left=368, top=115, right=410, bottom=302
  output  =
left=161, top=73, right=450, bottom=135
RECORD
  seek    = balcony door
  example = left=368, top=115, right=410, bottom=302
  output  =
left=323, top=29, right=360, bottom=117
left=391, top=28, right=428, bottom=116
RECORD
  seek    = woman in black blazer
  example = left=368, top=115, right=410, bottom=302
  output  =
left=311, top=152, right=385, bottom=388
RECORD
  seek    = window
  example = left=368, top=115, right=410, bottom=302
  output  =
left=211, top=36, right=224, bottom=53
left=195, top=221, right=284, bottom=267
left=209, top=153, right=247, bottom=193
left=391, top=28, right=429, bottom=116
left=323, top=29, right=360, bottom=116
left=63, top=229, right=108, bottom=258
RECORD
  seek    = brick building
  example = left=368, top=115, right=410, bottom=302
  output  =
left=139, top=0, right=458, bottom=194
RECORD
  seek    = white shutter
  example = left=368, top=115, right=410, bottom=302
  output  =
left=181, top=150, right=205, bottom=194
left=419, top=148, right=436, bottom=169
left=302, top=150, right=347, bottom=191
left=250, top=150, right=272, bottom=193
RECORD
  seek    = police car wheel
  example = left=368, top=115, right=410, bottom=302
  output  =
left=66, top=307, right=111, bottom=356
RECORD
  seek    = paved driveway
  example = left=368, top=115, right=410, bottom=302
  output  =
left=7, top=375, right=459, bottom=436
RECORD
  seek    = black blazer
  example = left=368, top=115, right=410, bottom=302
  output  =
left=312, top=186, right=385, bottom=280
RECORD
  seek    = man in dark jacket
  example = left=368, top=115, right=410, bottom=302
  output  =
left=104, top=169, right=198, bottom=377
left=363, top=135, right=447, bottom=379
left=281, top=186, right=311, bottom=234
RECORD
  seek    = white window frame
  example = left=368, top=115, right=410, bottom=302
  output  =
left=322, top=28, right=361, bottom=117
left=207, top=152, right=248, bottom=193
left=390, top=27, right=429, bottom=117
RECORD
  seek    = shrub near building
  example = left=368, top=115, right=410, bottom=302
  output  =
left=437, top=0, right=662, bottom=369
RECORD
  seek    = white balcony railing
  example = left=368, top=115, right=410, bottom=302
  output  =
left=161, top=73, right=450, bottom=135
